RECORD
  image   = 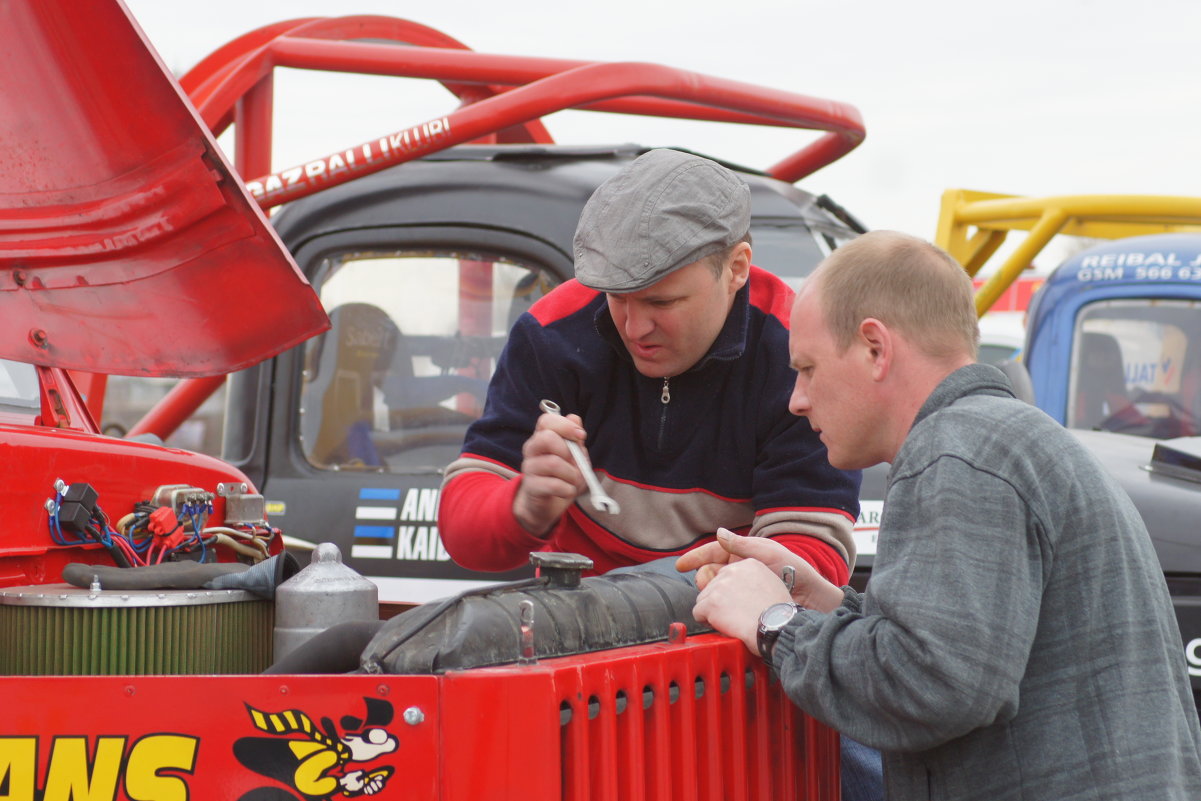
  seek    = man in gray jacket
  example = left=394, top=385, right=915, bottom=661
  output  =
left=683, top=230, right=1201, bottom=799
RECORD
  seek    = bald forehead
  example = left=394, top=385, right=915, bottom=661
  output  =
left=791, top=277, right=823, bottom=326
left=788, top=283, right=824, bottom=359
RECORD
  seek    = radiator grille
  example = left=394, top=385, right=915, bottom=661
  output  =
left=554, top=635, right=839, bottom=801
left=0, top=585, right=272, bottom=675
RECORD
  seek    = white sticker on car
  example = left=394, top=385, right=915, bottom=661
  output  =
left=853, top=499, right=883, bottom=557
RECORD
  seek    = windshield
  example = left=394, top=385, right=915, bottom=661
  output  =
left=750, top=220, right=847, bottom=292
left=1067, top=299, right=1201, bottom=438
left=298, top=250, right=553, bottom=474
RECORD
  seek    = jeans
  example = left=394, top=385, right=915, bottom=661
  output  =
left=841, top=735, right=884, bottom=801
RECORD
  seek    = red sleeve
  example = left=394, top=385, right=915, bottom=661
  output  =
left=437, top=471, right=550, bottom=572
left=769, top=533, right=850, bottom=587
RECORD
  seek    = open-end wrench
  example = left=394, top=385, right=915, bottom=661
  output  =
left=539, top=399, right=621, bottom=515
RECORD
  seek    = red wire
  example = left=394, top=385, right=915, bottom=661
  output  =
left=112, top=534, right=145, bottom=567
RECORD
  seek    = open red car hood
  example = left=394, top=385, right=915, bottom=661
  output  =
left=0, top=0, right=328, bottom=377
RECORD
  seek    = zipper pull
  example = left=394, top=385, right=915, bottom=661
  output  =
left=661, top=377, right=671, bottom=404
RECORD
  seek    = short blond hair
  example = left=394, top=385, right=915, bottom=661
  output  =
left=703, top=232, right=753, bottom=278
left=811, top=231, right=979, bottom=360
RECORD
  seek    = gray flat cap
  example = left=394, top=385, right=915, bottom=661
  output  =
left=573, top=149, right=751, bottom=293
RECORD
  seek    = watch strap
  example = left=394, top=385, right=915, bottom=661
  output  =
left=757, top=627, right=779, bottom=663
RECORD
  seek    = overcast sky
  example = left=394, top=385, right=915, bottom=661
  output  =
left=122, top=0, right=1201, bottom=271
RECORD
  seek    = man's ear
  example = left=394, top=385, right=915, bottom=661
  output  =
left=726, top=242, right=752, bottom=291
left=859, top=318, right=891, bottom=379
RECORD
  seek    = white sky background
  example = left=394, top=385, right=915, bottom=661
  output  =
left=123, top=0, right=1201, bottom=272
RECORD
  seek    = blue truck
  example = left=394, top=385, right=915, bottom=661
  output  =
left=1026, top=234, right=1201, bottom=438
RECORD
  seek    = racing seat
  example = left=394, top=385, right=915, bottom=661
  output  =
left=506, top=269, right=555, bottom=330
left=996, top=358, right=1035, bottom=405
left=301, top=303, right=488, bottom=469
left=302, top=303, right=399, bottom=468
left=1073, top=331, right=1131, bottom=431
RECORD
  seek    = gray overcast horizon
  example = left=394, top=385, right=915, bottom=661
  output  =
left=124, top=0, right=1201, bottom=273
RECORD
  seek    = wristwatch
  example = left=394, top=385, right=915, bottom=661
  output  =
left=757, top=601, right=802, bottom=663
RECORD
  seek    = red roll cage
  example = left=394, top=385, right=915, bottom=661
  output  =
left=130, top=14, right=865, bottom=439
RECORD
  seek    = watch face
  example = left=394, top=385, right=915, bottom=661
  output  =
left=761, top=602, right=798, bottom=630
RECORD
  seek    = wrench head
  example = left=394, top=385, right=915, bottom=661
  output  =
left=590, top=496, right=621, bottom=515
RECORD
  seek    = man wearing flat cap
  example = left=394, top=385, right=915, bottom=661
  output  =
left=438, top=148, right=860, bottom=587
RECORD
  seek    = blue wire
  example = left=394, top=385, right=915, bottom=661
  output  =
left=46, top=485, right=166, bottom=566
left=47, top=491, right=88, bottom=546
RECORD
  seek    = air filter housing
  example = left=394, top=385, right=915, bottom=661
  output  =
left=0, top=584, right=272, bottom=675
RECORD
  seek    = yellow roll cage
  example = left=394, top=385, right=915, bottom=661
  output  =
left=934, top=189, right=1201, bottom=316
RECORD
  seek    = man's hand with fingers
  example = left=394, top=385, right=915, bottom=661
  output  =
left=513, top=410, right=589, bottom=536
left=678, top=527, right=845, bottom=612
left=692, top=558, right=791, bottom=651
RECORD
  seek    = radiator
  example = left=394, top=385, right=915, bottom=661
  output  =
left=438, top=631, right=840, bottom=800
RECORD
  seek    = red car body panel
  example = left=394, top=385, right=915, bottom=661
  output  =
left=0, top=0, right=328, bottom=376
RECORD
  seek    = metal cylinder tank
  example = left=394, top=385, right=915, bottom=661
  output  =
left=272, top=542, right=378, bottom=662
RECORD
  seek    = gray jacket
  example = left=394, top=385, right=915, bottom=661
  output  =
left=775, top=363, right=1201, bottom=800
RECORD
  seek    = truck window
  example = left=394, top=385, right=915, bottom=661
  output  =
left=299, top=251, right=552, bottom=472
left=748, top=222, right=838, bottom=291
left=1068, top=299, right=1201, bottom=438
left=99, top=375, right=227, bottom=452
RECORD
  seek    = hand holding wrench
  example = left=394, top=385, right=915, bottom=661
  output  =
left=539, top=400, right=621, bottom=515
